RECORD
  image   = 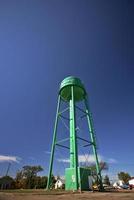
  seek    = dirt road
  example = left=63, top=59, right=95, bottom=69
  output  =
left=0, top=191, right=134, bottom=200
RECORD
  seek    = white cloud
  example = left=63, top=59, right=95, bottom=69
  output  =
left=58, top=158, right=70, bottom=163
left=45, top=151, right=51, bottom=154
left=0, top=155, right=21, bottom=163
left=78, top=154, right=102, bottom=163
left=57, top=154, right=103, bottom=163
left=57, top=154, right=118, bottom=167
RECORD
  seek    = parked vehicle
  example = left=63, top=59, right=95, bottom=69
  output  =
left=113, top=180, right=129, bottom=190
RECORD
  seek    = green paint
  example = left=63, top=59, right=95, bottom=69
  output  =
left=47, top=76, right=103, bottom=191
left=84, top=97, right=103, bottom=190
left=59, top=76, right=86, bottom=102
left=69, top=86, right=78, bottom=190
left=46, top=96, right=61, bottom=190
left=65, top=167, right=91, bottom=191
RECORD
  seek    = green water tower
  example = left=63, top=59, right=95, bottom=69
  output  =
left=46, top=76, right=103, bottom=191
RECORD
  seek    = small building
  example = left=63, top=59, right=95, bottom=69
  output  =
left=65, top=167, right=91, bottom=191
left=113, top=180, right=129, bottom=189
left=129, top=177, right=134, bottom=187
left=113, top=180, right=124, bottom=189
left=55, top=178, right=65, bottom=189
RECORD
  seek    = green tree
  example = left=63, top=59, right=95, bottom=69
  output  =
left=34, top=176, right=48, bottom=189
left=84, top=161, right=108, bottom=187
left=15, top=165, right=43, bottom=189
left=15, top=171, right=26, bottom=189
left=41, top=176, right=48, bottom=188
left=118, top=172, right=131, bottom=183
left=0, top=176, right=15, bottom=189
left=103, top=175, right=110, bottom=186
left=85, top=161, right=108, bottom=175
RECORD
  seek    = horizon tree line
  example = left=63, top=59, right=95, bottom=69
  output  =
left=0, top=164, right=131, bottom=189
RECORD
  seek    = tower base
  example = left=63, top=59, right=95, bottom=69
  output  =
left=65, top=167, right=91, bottom=191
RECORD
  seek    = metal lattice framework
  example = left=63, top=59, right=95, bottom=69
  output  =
left=46, top=76, right=103, bottom=191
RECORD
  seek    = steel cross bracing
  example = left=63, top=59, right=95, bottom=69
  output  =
left=47, top=77, right=103, bottom=191
left=55, top=105, right=96, bottom=151
left=47, top=102, right=100, bottom=155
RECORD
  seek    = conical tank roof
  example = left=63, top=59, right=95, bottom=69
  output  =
left=59, top=76, right=86, bottom=102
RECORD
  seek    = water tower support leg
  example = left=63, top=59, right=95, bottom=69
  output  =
left=70, top=86, right=79, bottom=190
left=46, top=95, right=61, bottom=190
left=84, top=97, right=103, bottom=191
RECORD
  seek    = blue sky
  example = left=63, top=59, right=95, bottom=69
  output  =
left=0, top=0, right=134, bottom=181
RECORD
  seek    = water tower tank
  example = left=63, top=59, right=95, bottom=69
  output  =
left=59, top=76, right=86, bottom=102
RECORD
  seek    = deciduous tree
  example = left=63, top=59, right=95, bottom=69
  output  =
left=15, top=165, right=43, bottom=189
left=118, top=172, right=131, bottom=183
left=103, top=175, right=110, bottom=185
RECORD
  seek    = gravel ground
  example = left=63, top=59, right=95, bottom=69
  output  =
left=0, top=190, right=134, bottom=200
